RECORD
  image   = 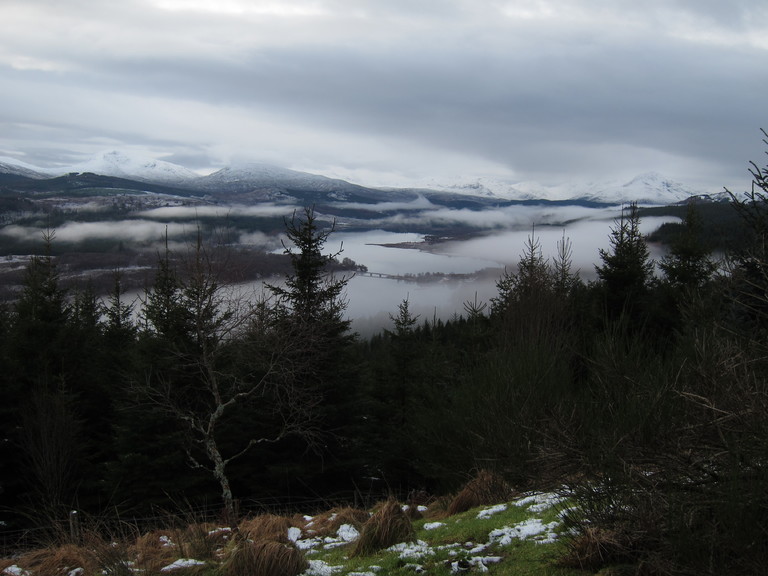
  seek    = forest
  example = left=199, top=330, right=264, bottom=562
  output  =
left=0, top=145, right=767, bottom=575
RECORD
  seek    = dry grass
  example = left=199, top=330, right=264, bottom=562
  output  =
left=131, top=530, right=181, bottom=573
left=178, top=522, right=227, bottom=560
left=238, top=514, right=294, bottom=544
left=82, top=532, right=134, bottom=576
left=446, top=469, right=516, bottom=516
left=220, top=539, right=307, bottom=576
left=301, top=507, right=370, bottom=538
left=558, top=526, right=633, bottom=571
left=12, top=544, right=98, bottom=576
left=350, top=499, right=414, bottom=557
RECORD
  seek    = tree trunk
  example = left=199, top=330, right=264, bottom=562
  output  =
left=206, top=438, right=236, bottom=527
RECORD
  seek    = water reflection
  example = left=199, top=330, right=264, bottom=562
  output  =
left=310, top=215, right=677, bottom=335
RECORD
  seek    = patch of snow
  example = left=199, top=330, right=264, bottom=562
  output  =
left=477, top=504, right=507, bottom=519
left=288, top=526, right=303, bottom=542
left=423, top=522, right=446, bottom=530
left=160, top=559, right=206, bottom=572
left=489, top=519, right=560, bottom=546
left=514, top=492, right=565, bottom=513
left=301, top=559, right=344, bottom=576
left=2, top=566, right=29, bottom=576
left=159, top=534, right=174, bottom=547
left=295, top=536, right=323, bottom=551
left=67, top=568, right=84, bottom=576
left=336, top=524, right=360, bottom=543
left=387, top=540, right=435, bottom=561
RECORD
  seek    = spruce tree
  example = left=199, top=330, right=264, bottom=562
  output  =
left=595, top=203, right=654, bottom=320
left=659, top=200, right=717, bottom=293
left=266, top=206, right=360, bottom=491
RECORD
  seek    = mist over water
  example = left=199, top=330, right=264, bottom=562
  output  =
left=325, top=214, right=678, bottom=336
left=106, top=207, right=679, bottom=338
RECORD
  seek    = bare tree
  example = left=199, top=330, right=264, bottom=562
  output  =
left=136, top=233, right=321, bottom=523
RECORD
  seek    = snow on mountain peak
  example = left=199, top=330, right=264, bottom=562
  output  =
left=0, top=156, right=49, bottom=179
left=420, top=172, right=695, bottom=205
left=57, top=150, right=199, bottom=183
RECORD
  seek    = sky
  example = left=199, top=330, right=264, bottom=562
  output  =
left=1, top=0, right=766, bottom=191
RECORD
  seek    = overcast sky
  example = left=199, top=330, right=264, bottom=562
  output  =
left=1, top=0, right=766, bottom=190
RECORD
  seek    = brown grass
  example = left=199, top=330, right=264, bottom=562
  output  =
left=131, top=530, right=180, bottom=573
left=350, top=499, right=415, bottom=557
left=446, top=469, right=516, bottom=516
left=12, top=544, right=98, bottom=576
left=82, top=532, right=134, bottom=576
left=220, top=539, right=307, bottom=576
left=179, top=522, right=227, bottom=560
left=558, top=526, right=633, bottom=570
left=238, top=514, right=294, bottom=544
left=301, top=507, right=370, bottom=538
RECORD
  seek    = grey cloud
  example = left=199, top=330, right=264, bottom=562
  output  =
left=1, top=0, right=766, bottom=188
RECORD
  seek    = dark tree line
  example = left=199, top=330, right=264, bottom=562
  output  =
left=1, top=139, right=768, bottom=573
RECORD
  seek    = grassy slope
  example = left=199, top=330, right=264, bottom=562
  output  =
left=0, top=492, right=592, bottom=576
left=300, top=493, right=586, bottom=576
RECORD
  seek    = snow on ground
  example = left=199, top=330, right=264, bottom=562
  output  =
left=160, top=559, right=206, bottom=572
left=293, top=491, right=567, bottom=575
left=476, top=503, right=507, bottom=519
left=423, top=522, right=445, bottom=530
left=0, top=491, right=568, bottom=576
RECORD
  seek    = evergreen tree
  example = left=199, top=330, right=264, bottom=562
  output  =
left=9, top=230, right=70, bottom=387
left=659, top=200, right=717, bottom=293
left=725, top=129, right=768, bottom=333
left=266, top=206, right=361, bottom=491
left=595, top=203, right=654, bottom=320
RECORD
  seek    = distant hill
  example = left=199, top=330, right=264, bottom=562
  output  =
left=0, top=150, right=712, bottom=207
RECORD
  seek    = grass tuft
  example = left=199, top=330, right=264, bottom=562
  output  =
left=446, top=469, right=516, bottom=516
left=558, top=525, right=632, bottom=571
left=220, top=539, right=307, bottom=576
left=302, top=507, right=370, bottom=538
left=351, top=499, right=415, bottom=557
left=12, top=543, right=98, bottom=576
left=238, top=514, right=294, bottom=544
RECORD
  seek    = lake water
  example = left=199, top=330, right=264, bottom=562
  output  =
left=275, top=213, right=678, bottom=336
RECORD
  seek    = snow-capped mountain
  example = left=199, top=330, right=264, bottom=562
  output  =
left=422, top=172, right=696, bottom=205
left=50, top=150, right=199, bottom=184
left=191, top=162, right=367, bottom=200
left=0, top=156, right=49, bottom=179
left=0, top=149, right=701, bottom=206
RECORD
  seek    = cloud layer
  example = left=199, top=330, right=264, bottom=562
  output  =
left=1, top=0, right=766, bottom=190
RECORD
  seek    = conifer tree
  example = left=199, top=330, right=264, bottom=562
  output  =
left=595, top=203, right=654, bottom=319
left=726, top=129, right=768, bottom=332
left=659, top=201, right=717, bottom=293
left=266, top=206, right=360, bottom=490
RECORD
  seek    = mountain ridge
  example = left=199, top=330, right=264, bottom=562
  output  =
left=0, top=150, right=704, bottom=206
